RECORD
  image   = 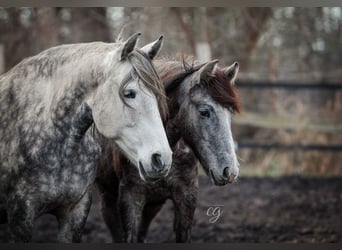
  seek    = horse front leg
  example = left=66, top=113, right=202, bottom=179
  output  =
left=137, top=202, right=164, bottom=242
left=56, top=189, right=92, bottom=243
left=100, top=191, right=124, bottom=242
left=0, top=194, right=7, bottom=224
left=7, top=196, right=36, bottom=242
left=119, top=186, right=145, bottom=243
left=96, top=171, right=123, bottom=242
left=0, top=206, right=7, bottom=224
left=172, top=188, right=198, bottom=243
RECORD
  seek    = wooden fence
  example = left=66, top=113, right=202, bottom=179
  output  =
left=235, top=81, right=342, bottom=151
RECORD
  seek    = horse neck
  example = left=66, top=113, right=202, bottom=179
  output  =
left=156, top=60, right=191, bottom=118
left=47, top=47, right=112, bottom=136
left=156, top=61, right=194, bottom=148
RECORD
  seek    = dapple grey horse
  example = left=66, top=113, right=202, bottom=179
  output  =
left=0, top=33, right=172, bottom=242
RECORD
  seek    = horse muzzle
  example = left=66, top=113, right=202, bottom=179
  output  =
left=209, top=166, right=239, bottom=186
left=138, top=154, right=171, bottom=182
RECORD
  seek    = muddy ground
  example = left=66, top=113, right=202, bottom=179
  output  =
left=0, top=175, right=341, bottom=242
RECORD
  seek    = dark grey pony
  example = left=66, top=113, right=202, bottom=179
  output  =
left=0, top=33, right=173, bottom=242
left=96, top=57, right=241, bottom=242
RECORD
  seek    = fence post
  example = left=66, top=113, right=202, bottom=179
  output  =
left=0, top=44, right=4, bottom=74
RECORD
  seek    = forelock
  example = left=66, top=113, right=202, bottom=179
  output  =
left=201, top=68, right=241, bottom=114
left=120, top=50, right=168, bottom=121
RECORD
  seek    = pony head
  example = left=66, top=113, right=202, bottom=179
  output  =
left=165, top=59, right=241, bottom=186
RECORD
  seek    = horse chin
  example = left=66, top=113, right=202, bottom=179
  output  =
left=138, top=161, right=168, bottom=183
left=162, top=165, right=171, bottom=177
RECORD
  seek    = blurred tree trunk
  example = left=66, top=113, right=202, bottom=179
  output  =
left=67, top=8, right=110, bottom=43
left=268, top=49, right=277, bottom=82
left=0, top=8, right=61, bottom=70
left=240, top=8, right=273, bottom=71
left=170, top=8, right=196, bottom=56
left=0, top=8, right=29, bottom=71
left=268, top=48, right=281, bottom=112
left=243, top=8, right=272, bottom=55
left=170, top=7, right=272, bottom=67
left=31, top=8, right=61, bottom=53
left=195, top=8, right=211, bottom=62
left=122, top=7, right=144, bottom=39
left=171, top=7, right=212, bottom=61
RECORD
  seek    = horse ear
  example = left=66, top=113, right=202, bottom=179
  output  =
left=189, top=83, right=203, bottom=103
left=120, top=32, right=141, bottom=61
left=196, top=59, right=219, bottom=84
left=224, top=61, right=239, bottom=84
left=140, top=35, right=164, bottom=60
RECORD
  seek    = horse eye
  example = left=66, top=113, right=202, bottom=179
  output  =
left=199, top=108, right=210, bottom=118
left=123, top=89, right=136, bottom=99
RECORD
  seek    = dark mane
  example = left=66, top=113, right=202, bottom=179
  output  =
left=164, top=60, right=200, bottom=95
left=201, top=68, right=241, bottom=114
left=160, top=57, right=241, bottom=114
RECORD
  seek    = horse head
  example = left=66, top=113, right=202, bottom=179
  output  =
left=89, top=33, right=172, bottom=182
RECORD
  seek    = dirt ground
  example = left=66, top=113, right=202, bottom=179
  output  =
left=0, top=175, right=341, bottom=242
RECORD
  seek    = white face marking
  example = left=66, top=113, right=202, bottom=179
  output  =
left=114, top=82, right=172, bottom=180
left=89, top=55, right=172, bottom=180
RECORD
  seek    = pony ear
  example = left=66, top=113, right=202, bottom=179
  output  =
left=224, top=61, right=239, bottom=84
left=189, top=83, right=203, bottom=103
left=140, top=35, right=164, bottom=60
left=120, top=32, right=141, bottom=61
left=196, top=59, right=219, bottom=84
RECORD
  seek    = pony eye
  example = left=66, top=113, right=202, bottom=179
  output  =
left=199, top=108, right=210, bottom=118
left=123, top=89, right=136, bottom=99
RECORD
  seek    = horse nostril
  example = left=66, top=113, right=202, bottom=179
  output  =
left=151, top=153, right=164, bottom=171
left=223, top=167, right=230, bottom=180
left=229, top=174, right=236, bottom=183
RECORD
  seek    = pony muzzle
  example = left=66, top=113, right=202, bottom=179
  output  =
left=209, top=166, right=239, bottom=186
left=223, top=167, right=238, bottom=183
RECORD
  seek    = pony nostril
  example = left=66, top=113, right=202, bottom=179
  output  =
left=229, top=174, right=236, bottom=183
left=151, top=153, right=164, bottom=171
left=223, top=167, right=230, bottom=180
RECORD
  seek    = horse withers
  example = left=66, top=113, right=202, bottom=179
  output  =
left=96, top=57, right=241, bottom=242
left=0, top=33, right=172, bottom=242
